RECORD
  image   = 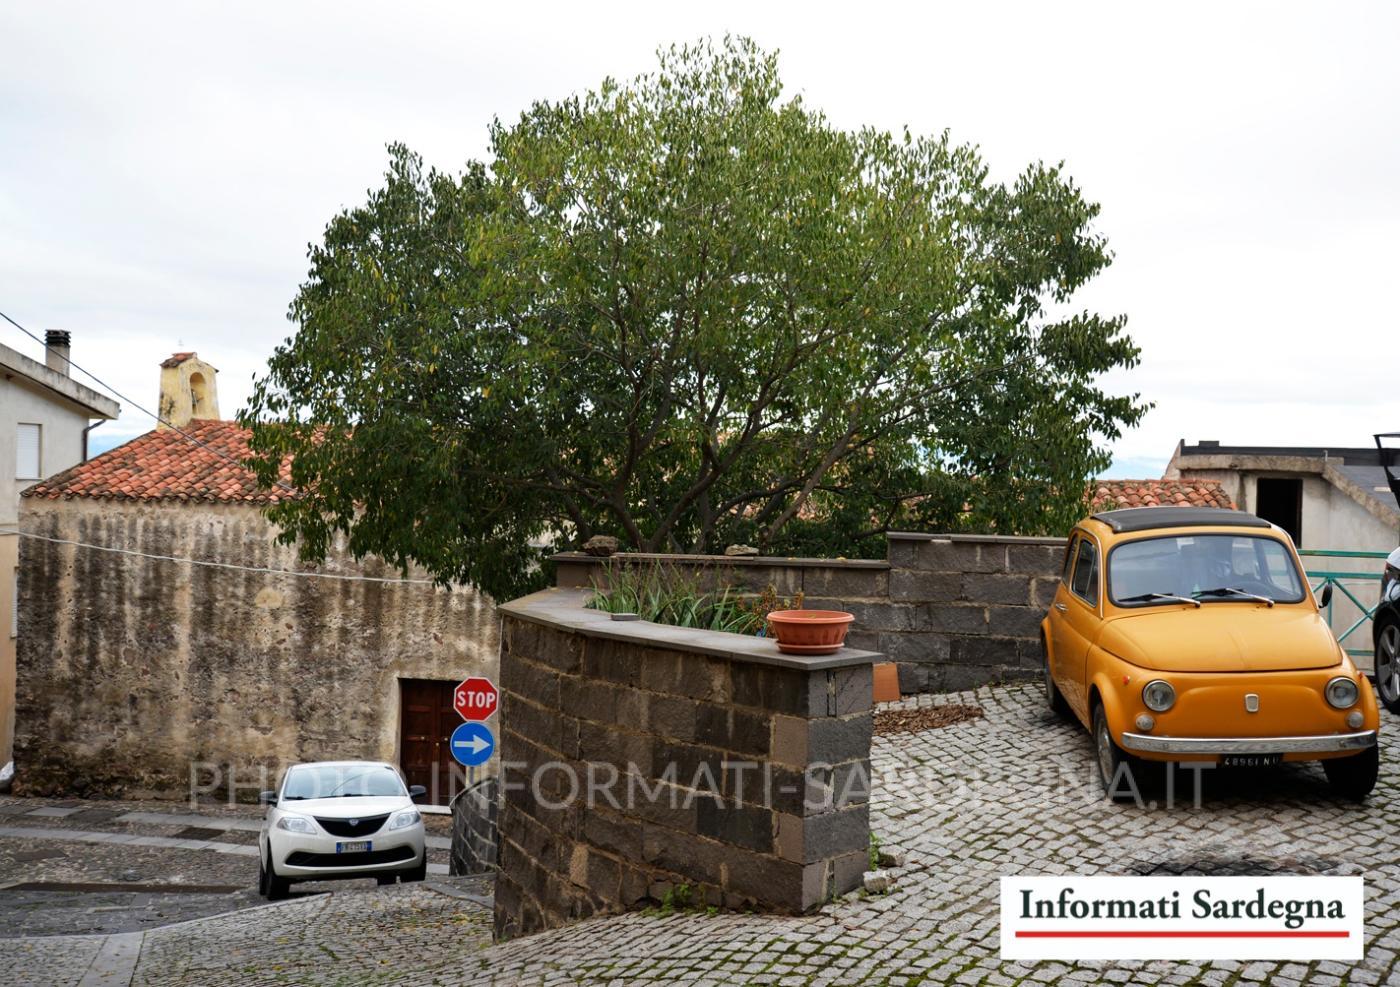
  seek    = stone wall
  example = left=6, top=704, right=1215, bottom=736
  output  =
left=451, top=776, right=500, bottom=875
left=553, top=531, right=1066, bottom=696
left=493, top=590, right=875, bottom=939
left=15, top=498, right=499, bottom=799
left=883, top=533, right=1065, bottom=692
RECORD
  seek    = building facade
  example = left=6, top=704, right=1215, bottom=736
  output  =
left=1, top=332, right=119, bottom=771
left=13, top=357, right=497, bottom=803
left=1166, top=439, right=1400, bottom=662
left=1166, top=439, right=1400, bottom=552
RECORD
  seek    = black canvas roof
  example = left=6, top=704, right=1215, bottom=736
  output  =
left=1090, top=507, right=1273, bottom=534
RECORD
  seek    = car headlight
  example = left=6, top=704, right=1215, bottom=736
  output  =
left=1142, top=679, right=1176, bottom=712
left=388, top=809, right=421, bottom=830
left=275, top=813, right=317, bottom=835
left=1325, top=676, right=1359, bottom=709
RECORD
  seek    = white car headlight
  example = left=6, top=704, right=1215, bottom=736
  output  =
left=388, top=809, right=421, bottom=831
left=1142, top=679, right=1176, bottom=712
left=1325, top=676, right=1359, bottom=709
left=275, top=814, right=317, bottom=835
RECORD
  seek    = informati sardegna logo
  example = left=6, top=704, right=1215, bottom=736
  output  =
left=1000, top=875, right=1364, bottom=961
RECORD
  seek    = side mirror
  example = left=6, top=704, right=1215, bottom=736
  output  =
left=1317, top=584, right=1333, bottom=608
left=258, top=790, right=277, bottom=806
left=408, top=785, right=427, bottom=800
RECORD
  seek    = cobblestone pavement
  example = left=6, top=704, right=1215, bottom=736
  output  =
left=4, top=683, right=1399, bottom=985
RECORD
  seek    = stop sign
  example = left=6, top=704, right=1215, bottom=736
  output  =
left=453, top=676, right=499, bottom=721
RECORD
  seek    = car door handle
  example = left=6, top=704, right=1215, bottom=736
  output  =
left=1054, top=603, right=1068, bottom=612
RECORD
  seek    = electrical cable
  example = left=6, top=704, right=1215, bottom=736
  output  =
left=1, top=308, right=445, bottom=586
left=0, top=527, right=440, bottom=585
left=0, top=308, right=300, bottom=495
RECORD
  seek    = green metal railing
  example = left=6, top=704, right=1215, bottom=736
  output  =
left=1298, top=549, right=1387, bottom=658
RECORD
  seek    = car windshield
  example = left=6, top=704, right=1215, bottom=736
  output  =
left=1108, top=534, right=1306, bottom=607
left=281, top=765, right=406, bottom=800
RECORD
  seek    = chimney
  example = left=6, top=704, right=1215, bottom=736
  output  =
left=45, top=330, right=71, bottom=376
left=157, top=352, right=221, bottom=430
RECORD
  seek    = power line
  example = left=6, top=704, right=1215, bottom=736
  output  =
left=0, top=308, right=300, bottom=496
left=0, top=527, right=441, bottom=585
left=0, top=308, right=448, bottom=587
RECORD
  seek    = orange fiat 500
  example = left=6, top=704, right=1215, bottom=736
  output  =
left=1042, top=506, right=1380, bottom=800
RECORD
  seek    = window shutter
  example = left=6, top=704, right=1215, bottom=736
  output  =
left=16, top=423, right=40, bottom=480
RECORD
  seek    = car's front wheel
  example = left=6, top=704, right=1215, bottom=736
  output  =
left=1093, top=703, right=1145, bottom=802
left=259, top=850, right=290, bottom=901
left=1322, top=746, right=1379, bottom=802
left=402, top=855, right=428, bottom=883
left=1375, top=620, right=1400, bottom=714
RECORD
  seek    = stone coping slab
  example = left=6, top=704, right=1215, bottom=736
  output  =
left=499, top=588, right=883, bottom=671
left=886, top=531, right=1067, bottom=546
left=550, top=551, right=888, bottom=569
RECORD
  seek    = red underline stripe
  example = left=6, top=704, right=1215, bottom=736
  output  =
left=1016, top=930, right=1349, bottom=939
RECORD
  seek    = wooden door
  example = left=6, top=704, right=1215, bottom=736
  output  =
left=399, top=679, right=460, bottom=806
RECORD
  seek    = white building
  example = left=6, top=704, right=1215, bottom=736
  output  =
left=1166, top=438, right=1400, bottom=665
left=0, top=331, right=120, bottom=771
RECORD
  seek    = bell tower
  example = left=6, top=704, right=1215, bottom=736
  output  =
left=157, top=352, right=221, bottom=429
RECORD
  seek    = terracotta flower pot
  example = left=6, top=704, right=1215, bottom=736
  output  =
left=872, top=661, right=901, bottom=703
left=766, top=609, right=855, bottom=655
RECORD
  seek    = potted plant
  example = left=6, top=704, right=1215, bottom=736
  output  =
left=766, top=609, right=855, bottom=655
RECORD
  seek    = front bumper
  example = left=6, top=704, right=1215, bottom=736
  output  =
left=1120, top=729, right=1377, bottom=755
left=269, top=826, right=425, bottom=878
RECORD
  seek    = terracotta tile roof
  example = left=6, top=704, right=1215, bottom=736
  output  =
left=22, top=420, right=293, bottom=504
left=160, top=351, right=198, bottom=368
left=1090, top=478, right=1235, bottom=511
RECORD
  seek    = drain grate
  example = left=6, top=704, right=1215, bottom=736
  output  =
left=171, top=826, right=227, bottom=841
left=4, top=881, right=243, bottom=894
left=1128, top=851, right=1340, bottom=877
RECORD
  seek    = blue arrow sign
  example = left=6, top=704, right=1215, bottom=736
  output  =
left=449, top=721, right=495, bottom=767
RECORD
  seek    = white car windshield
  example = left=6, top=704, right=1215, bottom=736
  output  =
left=1108, top=534, right=1307, bottom=606
left=282, top=765, right=407, bottom=800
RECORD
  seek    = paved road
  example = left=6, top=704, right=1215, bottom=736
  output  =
left=0, top=797, right=453, bottom=937
left=2, top=683, right=1398, bottom=985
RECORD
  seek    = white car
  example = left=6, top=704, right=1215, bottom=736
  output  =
left=257, top=760, right=428, bottom=900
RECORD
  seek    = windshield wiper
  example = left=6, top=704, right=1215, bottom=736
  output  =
left=325, top=772, right=374, bottom=797
left=1193, top=586, right=1275, bottom=607
left=1118, top=592, right=1201, bottom=608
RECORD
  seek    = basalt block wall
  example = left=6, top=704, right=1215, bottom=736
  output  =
left=884, top=533, right=1066, bottom=693
left=553, top=531, right=1066, bottom=695
left=493, top=593, right=875, bottom=940
left=451, top=776, right=500, bottom=876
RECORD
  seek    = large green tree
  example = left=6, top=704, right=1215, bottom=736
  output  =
left=241, top=38, right=1147, bottom=601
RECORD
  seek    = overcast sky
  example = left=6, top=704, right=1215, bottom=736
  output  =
left=2, top=2, right=1395, bottom=475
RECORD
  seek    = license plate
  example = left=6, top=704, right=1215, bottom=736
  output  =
left=1221, top=753, right=1282, bottom=768
left=336, top=841, right=372, bottom=853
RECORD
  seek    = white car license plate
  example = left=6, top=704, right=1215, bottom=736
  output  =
left=336, top=840, right=372, bottom=854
